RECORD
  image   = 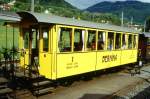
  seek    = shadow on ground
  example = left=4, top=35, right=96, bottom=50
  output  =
left=79, top=93, right=124, bottom=99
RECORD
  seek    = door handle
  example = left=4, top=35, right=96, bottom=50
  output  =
left=72, top=57, right=74, bottom=62
left=44, top=54, right=46, bottom=58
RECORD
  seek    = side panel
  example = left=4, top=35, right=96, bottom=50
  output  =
left=56, top=52, right=96, bottom=78
left=39, top=53, right=52, bottom=78
left=20, top=50, right=29, bottom=67
left=121, top=50, right=137, bottom=65
left=96, top=51, right=121, bottom=70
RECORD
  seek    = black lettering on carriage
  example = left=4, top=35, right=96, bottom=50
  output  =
left=66, top=62, right=78, bottom=69
left=102, top=55, right=117, bottom=63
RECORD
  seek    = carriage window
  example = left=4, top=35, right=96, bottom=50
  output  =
left=122, top=34, right=127, bottom=49
left=128, top=34, right=132, bottom=49
left=115, top=33, right=121, bottom=49
left=32, top=29, right=37, bottom=49
left=87, top=30, right=96, bottom=51
left=42, top=27, right=49, bottom=52
left=23, top=29, right=29, bottom=49
left=133, top=35, right=137, bottom=48
left=58, top=28, right=72, bottom=52
left=98, top=31, right=105, bottom=50
left=107, top=32, right=114, bottom=50
left=74, top=29, right=84, bottom=51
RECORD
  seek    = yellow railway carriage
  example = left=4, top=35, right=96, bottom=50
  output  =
left=18, top=12, right=139, bottom=80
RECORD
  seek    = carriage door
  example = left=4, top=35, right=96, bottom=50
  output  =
left=21, top=27, right=39, bottom=66
left=39, top=26, right=52, bottom=78
left=30, top=28, right=39, bottom=65
left=20, top=29, right=30, bottom=67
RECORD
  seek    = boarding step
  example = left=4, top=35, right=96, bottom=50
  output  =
left=0, top=77, right=8, bottom=84
left=0, top=88, right=13, bottom=95
left=0, top=85, right=7, bottom=89
left=32, top=80, right=51, bottom=87
left=33, top=87, right=54, bottom=96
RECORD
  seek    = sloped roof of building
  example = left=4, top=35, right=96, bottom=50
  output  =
left=0, top=12, right=20, bottom=21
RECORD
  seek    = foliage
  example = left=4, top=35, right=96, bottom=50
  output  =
left=9, top=0, right=121, bottom=25
left=0, top=46, right=18, bottom=60
left=145, top=17, right=150, bottom=32
left=86, top=1, right=150, bottom=24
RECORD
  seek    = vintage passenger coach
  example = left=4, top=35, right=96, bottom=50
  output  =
left=18, top=12, right=139, bottom=80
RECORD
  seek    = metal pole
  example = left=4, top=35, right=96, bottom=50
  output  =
left=131, top=17, right=133, bottom=26
left=5, top=24, right=8, bottom=75
left=31, top=0, right=34, bottom=12
left=12, top=25, right=15, bottom=78
left=6, top=24, right=7, bottom=49
left=121, top=11, right=124, bottom=27
left=144, top=20, right=146, bottom=32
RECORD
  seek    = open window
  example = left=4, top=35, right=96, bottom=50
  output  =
left=107, top=32, right=114, bottom=50
left=58, top=27, right=72, bottom=52
left=128, top=34, right=132, bottom=49
left=98, top=31, right=105, bottom=50
left=133, top=35, right=137, bottom=48
left=74, top=29, right=84, bottom=51
left=42, top=27, right=49, bottom=52
left=23, top=29, right=29, bottom=49
left=87, top=30, right=96, bottom=51
left=122, top=34, right=127, bottom=49
left=115, top=33, right=121, bottom=49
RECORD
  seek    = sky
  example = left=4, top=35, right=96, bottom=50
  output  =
left=66, top=0, right=150, bottom=9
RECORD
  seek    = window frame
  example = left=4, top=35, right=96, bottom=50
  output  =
left=58, top=27, right=73, bottom=53
left=133, top=34, right=138, bottom=49
left=86, top=29, right=97, bottom=51
left=73, top=28, right=86, bottom=52
left=40, top=26, right=50, bottom=52
left=127, top=33, right=133, bottom=49
left=122, top=33, right=128, bottom=50
left=97, top=30, right=106, bottom=51
left=22, top=28, right=30, bottom=50
left=115, top=32, right=122, bottom=50
left=107, top=31, right=115, bottom=50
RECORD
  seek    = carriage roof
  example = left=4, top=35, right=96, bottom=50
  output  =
left=17, top=12, right=140, bottom=34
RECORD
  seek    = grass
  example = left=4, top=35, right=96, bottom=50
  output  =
left=0, top=25, right=19, bottom=49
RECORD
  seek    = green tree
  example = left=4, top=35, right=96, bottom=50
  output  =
left=145, top=17, right=150, bottom=32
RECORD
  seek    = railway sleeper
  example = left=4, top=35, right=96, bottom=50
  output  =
left=0, top=77, right=13, bottom=99
left=125, top=64, right=142, bottom=76
left=27, top=75, right=54, bottom=96
left=33, top=87, right=54, bottom=96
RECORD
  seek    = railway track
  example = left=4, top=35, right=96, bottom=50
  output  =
left=0, top=62, right=150, bottom=99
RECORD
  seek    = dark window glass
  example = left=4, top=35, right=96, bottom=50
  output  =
left=87, top=30, right=96, bottom=51
left=98, top=31, right=105, bottom=50
left=23, top=29, right=29, bottom=49
left=74, top=29, right=84, bottom=51
left=128, top=34, right=132, bottom=49
left=133, top=35, right=137, bottom=48
left=107, top=32, right=114, bottom=50
left=122, top=34, right=127, bottom=49
left=115, top=33, right=121, bottom=49
left=32, top=29, right=37, bottom=49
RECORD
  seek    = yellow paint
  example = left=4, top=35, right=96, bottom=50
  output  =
left=19, top=23, right=139, bottom=80
left=96, top=50, right=121, bottom=70
left=19, top=27, right=29, bottom=68
left=39, top=53, right=52, bottom=78
left=121, top=50, right=137, bottom=65
left=56, top=52, right=96, bottom=78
